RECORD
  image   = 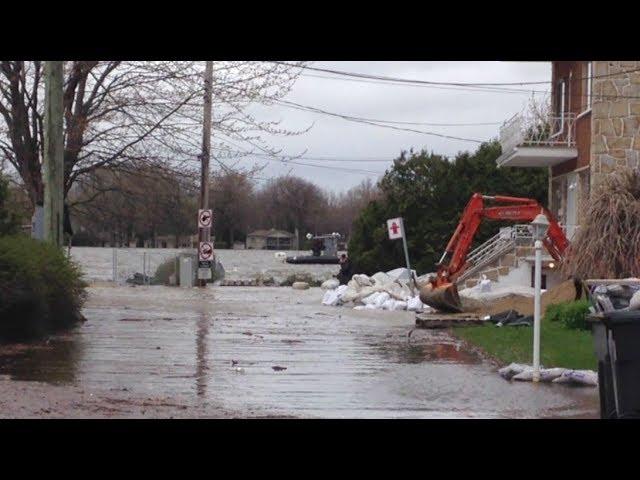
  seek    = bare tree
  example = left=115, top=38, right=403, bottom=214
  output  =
left=0, top=61, right=307, bottom=207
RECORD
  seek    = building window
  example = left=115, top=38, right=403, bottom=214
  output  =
left=581, top=62, right=593, bottom=113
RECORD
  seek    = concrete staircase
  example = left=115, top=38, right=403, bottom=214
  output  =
left=455, top=225, right=536, bottom=289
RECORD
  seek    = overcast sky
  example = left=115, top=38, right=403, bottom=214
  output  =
left=237, top=62, right=552, bottom=193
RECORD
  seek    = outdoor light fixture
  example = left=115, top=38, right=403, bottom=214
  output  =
left=530, top=210, right=549, bottom=383
left=548, top=262, right=555, bottom=269
left=531, top=212, right=550, bottom=241
left=306, top=233, right=313, bottom=240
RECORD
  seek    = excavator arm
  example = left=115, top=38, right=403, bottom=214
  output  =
left=421, top=193, right=569, bottom=312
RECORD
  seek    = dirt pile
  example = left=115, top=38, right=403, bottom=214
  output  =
left=462, top=279, right=579, bottom=317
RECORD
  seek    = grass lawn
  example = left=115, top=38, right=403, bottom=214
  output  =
left=453, top=320, right=597, bottom=371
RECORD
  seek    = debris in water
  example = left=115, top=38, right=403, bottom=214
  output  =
left=231, top=360, right=239, bottom=366
left=272, top=366, right=287, bottom=371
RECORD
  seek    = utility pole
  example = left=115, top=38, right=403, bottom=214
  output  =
left=198, top=61, right=213, bottom=287
left=43, top=61, right=64, bottom=247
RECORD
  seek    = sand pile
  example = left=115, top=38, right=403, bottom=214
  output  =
left=461, top=279, right=580, bottom=317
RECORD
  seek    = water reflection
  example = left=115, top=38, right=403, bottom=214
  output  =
left=195, top=314, right=209, bottom=397
left=0, top=330, right=83, bottom=384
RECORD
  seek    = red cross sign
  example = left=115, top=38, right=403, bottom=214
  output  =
left=387, top=217, right=403, bottom=240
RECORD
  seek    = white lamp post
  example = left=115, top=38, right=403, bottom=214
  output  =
left=530, top=212, right=549, bottom=383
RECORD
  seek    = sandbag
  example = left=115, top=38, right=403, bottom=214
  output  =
left=381, top=299, right=395, bottom=310
left=351, top=274, right=372, bottom=288
left=321, top=278, right=340, bottom=290
left=498, top=363, right=530, bottom=380
left=629, top=289, right=640, bottom=310
left=322, top=289, right=340, bottom=306
left=322, top=285, right=348, bottom=306
left=512, top=369, right=536, bottom=381
left=374, top=292, right=391, bottom=308
left=552, top=370, right=598, bottom=386
left=371, top=272, right=392, bottom=286
left=391, top=301, right=407, bottom=311
left=407, top=295, right=425, bottom=312
left=538, top=368, right=567, bottom=382
left=386, top=268, right=416, bottom=282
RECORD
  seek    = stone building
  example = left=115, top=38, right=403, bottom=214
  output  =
left=497, top=60, right=640, bottom=239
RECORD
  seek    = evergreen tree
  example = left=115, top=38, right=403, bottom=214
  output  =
left=348, top=141, right=548, bottom=275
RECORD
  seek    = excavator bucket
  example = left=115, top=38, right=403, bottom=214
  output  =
left=419, top=282, right=463, bottom=313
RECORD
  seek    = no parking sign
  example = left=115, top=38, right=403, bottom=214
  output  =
left=198, top=209, right=213, bottom=229
left=199, top=241, right=214, bottom=261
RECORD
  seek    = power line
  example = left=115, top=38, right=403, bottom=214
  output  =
left=215, top=148, right=454, bottom=163
left=278, top=61, right=640, bottom=87
left=279, top=62, right=640, bottom=100
left=274, top=98, right=485, bottom=143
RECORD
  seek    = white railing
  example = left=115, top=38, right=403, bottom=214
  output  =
left=457, top=225, right=534, bottom=284
left=499, top=112, right=576, bottom=153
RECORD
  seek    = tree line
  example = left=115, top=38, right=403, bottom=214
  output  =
left=66, top=166, right=379, bottom=248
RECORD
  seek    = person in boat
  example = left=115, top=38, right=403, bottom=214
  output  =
left=336, top=253, right=353, bottom=285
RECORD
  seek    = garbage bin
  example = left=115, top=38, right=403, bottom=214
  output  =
left=588, top=310, right=640, bottom=419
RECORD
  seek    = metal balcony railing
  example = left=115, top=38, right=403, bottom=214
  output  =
left=499, top=112, right=576, bottom=154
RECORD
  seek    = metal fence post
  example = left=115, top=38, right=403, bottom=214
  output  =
left=112, top=248, right=118, bottom=283
left=143, top=251, right=147, bottom=285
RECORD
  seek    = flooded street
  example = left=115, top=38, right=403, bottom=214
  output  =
left=0, top=282, right=599, bottom=418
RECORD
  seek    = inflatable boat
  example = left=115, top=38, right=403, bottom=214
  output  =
left=285, top=255, right=339, bottom=265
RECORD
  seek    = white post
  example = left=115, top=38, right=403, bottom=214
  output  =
left=533, top=239, right=543, bottom=382
left=399, top=218, right=415, bottom=295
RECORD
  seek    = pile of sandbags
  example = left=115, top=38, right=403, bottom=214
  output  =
left=320, top=269, right=430, bottom=313
left=498, top=362, right=597, bottom=386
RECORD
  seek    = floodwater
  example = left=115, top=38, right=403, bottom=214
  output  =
left=0, top=283, right=600, bottom=418
left=70, top=247, right=341, bottom=284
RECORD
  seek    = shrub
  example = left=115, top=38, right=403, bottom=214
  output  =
left=0, top=235, right=87, bottom=341
left=153, top=257, right=179, bottom=285
left=544, top=299, right=591, bottom=331
left=0, top=175, right=21, bottom=236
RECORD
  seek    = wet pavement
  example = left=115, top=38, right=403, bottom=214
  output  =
left=0, top=285, right=600, bottom=418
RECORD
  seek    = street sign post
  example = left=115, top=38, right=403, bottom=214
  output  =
left=198, top=244, right=214, bottom=281
left=387, top=217, right=415, bottom=293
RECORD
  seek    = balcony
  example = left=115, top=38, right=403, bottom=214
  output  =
left=496, top=112, right=578, bottom=168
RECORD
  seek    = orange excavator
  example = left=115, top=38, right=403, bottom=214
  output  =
left=420, top=193, right=570, bottom=313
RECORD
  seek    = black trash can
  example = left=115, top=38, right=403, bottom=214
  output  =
left=588, top=310, right=640, bottom=419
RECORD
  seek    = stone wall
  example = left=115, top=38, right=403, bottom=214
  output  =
left=591, top=61, right=640, bottom=188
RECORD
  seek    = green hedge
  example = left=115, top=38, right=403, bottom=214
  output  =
left=0, top=235, right=87, bottom=341
left=544, top=299, right=591, bottom=331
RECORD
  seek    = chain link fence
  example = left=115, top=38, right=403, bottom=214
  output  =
left=111, top=248, right=195, bottom=285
